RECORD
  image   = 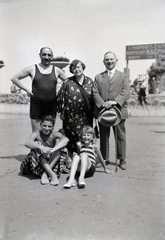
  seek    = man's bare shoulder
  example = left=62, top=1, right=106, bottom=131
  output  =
left=31, top=130, right=40, bottom=139
left=21, top=64, right=36, bottom=79
left=55, top=67, right=67, bottom=81
left=55, top=66, right=62, bottom=74
left=51, top=130, right=62, bottom=138
left=23, top=64, right=35, bottom=74
left=11, top=64, right=35, bottom=80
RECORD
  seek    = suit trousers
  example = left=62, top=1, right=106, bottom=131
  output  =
left=99, top=119, right=126, bottom=161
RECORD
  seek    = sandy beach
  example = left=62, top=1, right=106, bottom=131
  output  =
left=0, top=114, right=165, bottom=240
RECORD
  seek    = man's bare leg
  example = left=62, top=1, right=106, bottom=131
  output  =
left=31, top=119, right=41, bottom=132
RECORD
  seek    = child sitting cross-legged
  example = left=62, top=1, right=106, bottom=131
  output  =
left=63, top=126, right=114, bottom=189
left=20, top=115, right=69, bottom=186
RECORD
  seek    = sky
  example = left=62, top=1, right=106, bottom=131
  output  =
left=0, top=0, right=165, bottom=93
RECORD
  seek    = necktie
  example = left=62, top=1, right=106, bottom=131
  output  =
left=109, top=72, right=112, bottom=79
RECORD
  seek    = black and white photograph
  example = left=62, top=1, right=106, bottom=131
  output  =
left=0, top=0, right=165, bottom=239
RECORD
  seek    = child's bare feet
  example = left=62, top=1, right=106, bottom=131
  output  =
left=50, top=173, right=59, bottom=186
left=40, top=173, right=49, bottom=185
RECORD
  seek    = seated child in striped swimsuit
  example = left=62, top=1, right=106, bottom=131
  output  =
left=63, top=126, right=113, bottom=189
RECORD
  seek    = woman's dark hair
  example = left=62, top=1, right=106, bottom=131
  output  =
left=69, top=59, right=86, bottom=74
left=40, top=115, right=55, bottom=126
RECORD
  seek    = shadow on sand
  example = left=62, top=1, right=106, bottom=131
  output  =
left=0, top=154, right=26, bottom=162
left=0, top=154, right=40, bottom=180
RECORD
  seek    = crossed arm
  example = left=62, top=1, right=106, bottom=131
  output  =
left=25, top=131, right=69, bottom=156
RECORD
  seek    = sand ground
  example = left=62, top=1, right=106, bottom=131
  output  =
left=0, top=114, right=165, bottom=240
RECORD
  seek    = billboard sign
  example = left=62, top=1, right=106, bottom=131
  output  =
left=126, top=43, right=165, bottom=60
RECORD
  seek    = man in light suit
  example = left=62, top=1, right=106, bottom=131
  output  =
left=93, top=51, right=130, bottom=170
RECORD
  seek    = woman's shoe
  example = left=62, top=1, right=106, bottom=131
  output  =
left=79, top=181, right=86, bottom=188
left=63, top=180, right=77, bottom=189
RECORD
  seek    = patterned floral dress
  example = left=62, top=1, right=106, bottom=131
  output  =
left=57, top=75, right=94, bottom=152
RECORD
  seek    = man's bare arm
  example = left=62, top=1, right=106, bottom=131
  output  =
left=24, top=132, right=52, bottom=154
left=11, top=65, right=34, bottom=96
left=50, top=132, right=69, bottom=153
left=56, top=67, right=68, bottom=81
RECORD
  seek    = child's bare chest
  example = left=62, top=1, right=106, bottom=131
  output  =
left=37, top=134, right=55, bottom=147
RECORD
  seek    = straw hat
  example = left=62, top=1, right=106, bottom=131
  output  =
left=98, top=106, right=121, bottom=127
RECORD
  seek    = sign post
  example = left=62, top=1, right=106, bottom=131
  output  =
left=126, top=43, right=165, bottom=60
left=125, top=43, right=165, bottom=84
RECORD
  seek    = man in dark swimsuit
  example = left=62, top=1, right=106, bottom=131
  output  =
left=11, top=47, right=67, bottom=131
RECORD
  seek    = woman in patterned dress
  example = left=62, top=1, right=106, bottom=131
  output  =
left=57, top=59, right=94, bottom=156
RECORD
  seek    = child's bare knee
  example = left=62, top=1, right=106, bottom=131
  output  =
left=80, top=152, right=88, bottom=158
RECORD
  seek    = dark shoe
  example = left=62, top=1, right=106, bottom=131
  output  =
left=119, top=160, right=127, bottom=170
left=105, top=160, right=111, bottom=166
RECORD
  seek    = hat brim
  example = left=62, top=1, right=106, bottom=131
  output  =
left=98, top=106, right=121, bottom=127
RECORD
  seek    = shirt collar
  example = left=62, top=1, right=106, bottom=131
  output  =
left=107, top=68, right=116, bottom=76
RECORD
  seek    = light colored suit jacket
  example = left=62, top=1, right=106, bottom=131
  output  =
left=93, top=69, right=130, bottom=119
